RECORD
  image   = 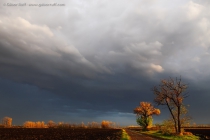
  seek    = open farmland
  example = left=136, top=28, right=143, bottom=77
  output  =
left=0, top=128, right=122, bottom=140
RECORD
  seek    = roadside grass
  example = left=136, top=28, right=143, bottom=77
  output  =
left=141, top=131, right=200, bottom=140
left=121, top=129, right=131, bottom=140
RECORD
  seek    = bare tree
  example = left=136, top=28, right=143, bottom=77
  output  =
left=2, top=117, right=12, bottom=127
left=152, top=77, right=188, bottom=134
left=134, top=102, right=160, bottom=130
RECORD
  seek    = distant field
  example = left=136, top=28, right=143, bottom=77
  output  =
left=0, top=128, right=122, bottom=140
left=184, top=127, right=210, bottom=139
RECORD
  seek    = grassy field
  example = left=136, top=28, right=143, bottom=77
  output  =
left=141, top=131, right=200, bottom=140
left=120, top=129, right=131, bottom=140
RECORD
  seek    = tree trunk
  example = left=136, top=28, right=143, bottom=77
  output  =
left=177, top=106, right=181, bottom=134
left=166, top=101, right=178, bottom=133
left=143, top=118, right=149, bottom=131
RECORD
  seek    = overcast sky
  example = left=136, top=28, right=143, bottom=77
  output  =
left=0, top=0, right=210, bottom=126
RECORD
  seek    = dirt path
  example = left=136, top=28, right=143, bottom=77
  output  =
left=124, top=129, right=165, bottom=140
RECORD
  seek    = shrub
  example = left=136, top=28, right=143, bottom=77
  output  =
left=136, top=116, right=153, bottom=131
left=161, top=120, right=175, bottom=135
left=101, top=120, right=115, bottom=128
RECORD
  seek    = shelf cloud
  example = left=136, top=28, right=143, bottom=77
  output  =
left=0, top=0, right=210, bottom=125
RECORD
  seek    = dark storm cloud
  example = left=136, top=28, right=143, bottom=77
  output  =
left=0, top=0, right=210, bottom=125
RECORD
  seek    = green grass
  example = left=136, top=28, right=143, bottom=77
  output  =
left=141, top=131, right=200, bottom=140
left=120, top=129, right=131, bottom=140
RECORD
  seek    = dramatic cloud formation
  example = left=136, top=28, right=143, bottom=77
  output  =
left=0, top=0, right=210, bottom=125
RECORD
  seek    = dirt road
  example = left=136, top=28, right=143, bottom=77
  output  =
left=124, top=129, right=165, bottom=140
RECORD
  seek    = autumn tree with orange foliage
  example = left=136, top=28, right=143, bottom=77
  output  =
left=47, top=120, right=56, bottom=128
left=23, top=121, right=45, bottom=128
left=134, top=102, right=160, bottom=131
left=2, top=117, right=12, bottom=127
left=101, top=120, right=115, bottom=128
left=152, top=77, right=188, bottom=134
